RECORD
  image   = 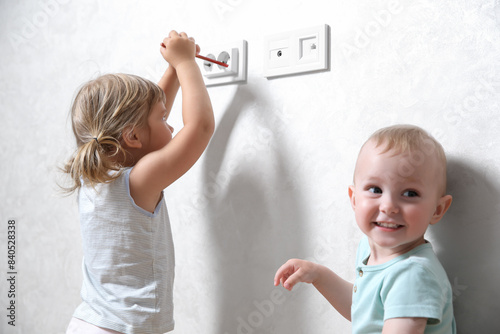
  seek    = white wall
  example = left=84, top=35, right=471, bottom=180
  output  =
left=1, top=0, right=499, bottom=333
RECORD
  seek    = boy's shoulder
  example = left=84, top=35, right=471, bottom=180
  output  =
left=391, top=241, right=447, bottom=278
left=356, top=237, right=448, bottom=283
left=377, top=242, right=451, bottom=299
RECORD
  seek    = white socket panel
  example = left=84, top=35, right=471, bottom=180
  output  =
left=197, top=40, right=247, bottom=86
left=263, top=24, right=329, bottom=78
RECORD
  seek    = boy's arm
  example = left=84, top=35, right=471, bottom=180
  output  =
left=274, top=259, right=353, bottom=321
left=313, top=264, right=353, bottom=321
left=382, top=317, right=427, bottom=334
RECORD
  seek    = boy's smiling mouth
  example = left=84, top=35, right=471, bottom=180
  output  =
left=374, top=221, right=403, bottom=229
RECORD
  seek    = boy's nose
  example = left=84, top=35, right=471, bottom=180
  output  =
left=379, top=195, right=399, bottom=214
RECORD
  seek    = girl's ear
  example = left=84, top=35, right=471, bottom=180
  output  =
left=430, top=194, right=453, bottom=225
left=348, top=185, right=356, bottom=210
left=121, top=126, right=143, bottom=149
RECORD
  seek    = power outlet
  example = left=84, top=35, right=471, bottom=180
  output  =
left=263, top=24, right=329, bottom=78
left=203, top=48, right=239, bottom=78
left=197, top=40, right=247, bottom=86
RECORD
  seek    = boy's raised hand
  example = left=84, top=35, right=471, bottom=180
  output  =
left=274, top=259, right=319, bottom=291
left=160, top=30, right=200, bottom=68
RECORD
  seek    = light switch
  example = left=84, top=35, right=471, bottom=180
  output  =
left=263, top=24, right=329, bottom=78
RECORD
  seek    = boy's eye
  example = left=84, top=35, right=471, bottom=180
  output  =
left=368, top=187, right=382, bottom=194
left=403, top=190, right=419, bottom=197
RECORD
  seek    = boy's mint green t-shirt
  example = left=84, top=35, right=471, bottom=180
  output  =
left=351, top=236, right=456, bottom=334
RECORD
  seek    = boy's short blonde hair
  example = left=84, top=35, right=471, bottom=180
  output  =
left=360, top=124, right=448, bottom=196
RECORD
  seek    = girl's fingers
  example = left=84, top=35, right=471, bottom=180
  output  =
left=162, top=36, right=170, bottom=46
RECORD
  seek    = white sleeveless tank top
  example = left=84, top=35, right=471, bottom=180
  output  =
left=73, top=168, right=175, bottom=334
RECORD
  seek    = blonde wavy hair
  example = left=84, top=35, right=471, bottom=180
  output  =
left=62, top=73, right=165, bottom=192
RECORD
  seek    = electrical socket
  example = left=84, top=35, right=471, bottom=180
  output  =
left=263, top=24, right=329, bottom=78
left=203, top=48, right=238, bottom=78
left=197, top=40, right=247, bottom=86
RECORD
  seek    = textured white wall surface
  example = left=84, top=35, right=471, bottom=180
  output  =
left=1, top=0, right=499, bottom=333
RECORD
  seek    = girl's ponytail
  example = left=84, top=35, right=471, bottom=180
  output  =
left=62, top=73, right=165, bottom=193
left=63, top=134, right=124, bottom=192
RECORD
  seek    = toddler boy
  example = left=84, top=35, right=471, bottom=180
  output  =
left=274, top=124, right=456, bottom=333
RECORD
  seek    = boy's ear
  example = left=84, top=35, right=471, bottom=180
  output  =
left=430, top=194, right=453, bottom=225
left=121, top=126, right=143, bottom=149
left=348, top=185, right=356, bottom=210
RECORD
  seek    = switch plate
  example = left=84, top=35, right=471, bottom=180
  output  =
left=197, top=40, right=247, bottom=86
left=263, top=24, right=329, bottom=78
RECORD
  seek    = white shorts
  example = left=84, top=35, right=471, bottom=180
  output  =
left=66, top=317, right=124, bottom=334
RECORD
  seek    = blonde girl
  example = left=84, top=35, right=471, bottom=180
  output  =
left=63, top=31, right=214, bottom=334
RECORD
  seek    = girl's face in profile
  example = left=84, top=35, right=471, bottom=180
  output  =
left=139, top=101, right=174, bottom=154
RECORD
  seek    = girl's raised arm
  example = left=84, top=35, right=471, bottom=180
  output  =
left=129, top=31, right=214, bottom=212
